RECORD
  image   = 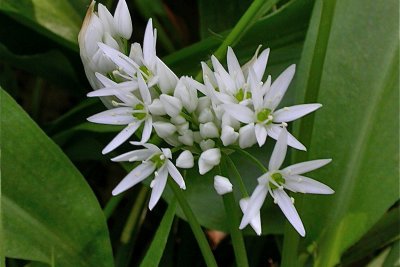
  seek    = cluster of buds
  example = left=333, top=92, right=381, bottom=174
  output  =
left=79, top=0, right=333, bottom=236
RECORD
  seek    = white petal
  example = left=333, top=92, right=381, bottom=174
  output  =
left=254, top=124, right=268, bottom=147
left=214, top=175, right=233, bottom=195
left=137, top=72, right=152, bottom=104
left=201, top=62, right=217, bottom=88
left=113, top=0, right=132, bottom=39
left=148, top=165, right=168, bottom=210
left=177, top=130, right=194, bottom=146
left=250, top=69, right=263, bottom=110
left=273, top=104, right=322, bottom=123
left=273, top=189, right=305, bottom=237
left=227, top=47, right=245, bottom=86
left=167, top=161, right=186, bottom=189
left=267, top=125, right=306, bottom=151
left=285, top=175, right=334, bottom=194
left=283, top=159, right=332, bottom=175
left=265, top=64, right=296, bottom=110
left=111, top=149, right=153, bottom=162
left=252, top=48, right=270, bottom=81
left=102, top=121, right=141, bottom=154
left=269, top=127, right=288, bottom=170
left=112, top=162, right=155, bottom=195
left=95, top=72, right=117, bottom=87
left=238, top=123, right=257, bottom=149
left=239, top=198, right=261, bottom=235
left=239, top=184, right=268, bottom=229
left=87, top=107, right=133, bottom=125
left=198, top=108, right=214, bottom=123
left=143, top=19, right=156, bottom=69
left=140, top=117, right=153, bottom=143
left=223, top=104, right=254, bottom=124
left=98, top=43, right=138, bottom=74
left=176, top=150, right=194, bottom=169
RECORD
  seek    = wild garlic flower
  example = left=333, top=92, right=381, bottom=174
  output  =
left=78, top=0, right=132, bottom=91
left=111, top=143, right=186, bottom=210
left=239, top=127, right=333, bottom=236
left=87, top=72, right=153, bottom=154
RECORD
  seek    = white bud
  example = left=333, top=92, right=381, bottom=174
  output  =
left=160, top=94, right=182, bottom=117
left=113, top=0, right=132, bottom=39
left=198, top=108, right=214, bottom=123
left=161, top=148, right=172, bottom=159
left=157, top=58, right=178, bottom=94
left=174, top=77, right=198, bottom=113
left=200, top=122, right=219, bottom=139
left=176, top=150, right=194, bottom=168
left=221, top=125, right=239, bottom=146
left=198, top=148, right=221, bottom=175
left=214, top=175, right=233, bottom=195
left=170, top=115, right=186, bottom=125
left=153, top=121, right=176, bottom=138
left=178, top=130, right=194, bottom=146
left=200, top=139, right=215, bottom=151
left=103, top=32, right=119, bottom=50
left=193, top=131, right=203, bottom=143
left=238, top=123, right=257, bottom=148
left=196, top=96, right=211, bottom=113
left=176, top=122, right=189, bottom=134
left=222, top=112, right=240, bottom=130
left=148, top=99, right=166, bottom=115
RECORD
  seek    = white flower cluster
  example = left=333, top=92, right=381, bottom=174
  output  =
left=79, top=0, right=333, bottom=235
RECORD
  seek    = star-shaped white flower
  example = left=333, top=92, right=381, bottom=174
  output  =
left=87, top=72, right=153, bottom=154
left=223, top=65, right=322, bottom=150
left=111, top=143, right=186, bottom=210
left=239, top=127, right=334, bottom=236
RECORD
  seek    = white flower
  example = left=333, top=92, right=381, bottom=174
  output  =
left=174, top=76, right=199, bottom=113
left=239, top=128, right=333, bottom=236
left=214, top=175, right=233, bottom=195
left=87, top=72, right=153, bottom=153
left=198, top=148, right=221, bottom=175
left=176, top=150, right=194, bottom=168
left=223, top=65, right=322, bottom=150
left=111, top=143, right=186, bottom=210
left=239, top=198, right=261, bottom=235
left=113, top=0, right=132, bottom=39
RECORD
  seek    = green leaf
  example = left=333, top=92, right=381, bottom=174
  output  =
left=0, top=43, right=81, bottom=91
left=139, top=199, right=177, bottom=267
left=198, top=0, right=252, bottom=39
left=383, top=240, right=400, bottom=267
left=0, top=0, right=84, bottom=50
left=1, top=88, right=114, bottom=267
left=285, top=0, right=399, bottom=265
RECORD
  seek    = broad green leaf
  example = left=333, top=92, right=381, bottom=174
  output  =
left=140, top=199, right=177, bottom=267
left=0, top=0, right=84, bottom=50
left=341, top=207, right=400, bottom=265
left=1, top=88, right=114, bottom=267
left=287, top=0, right=399, bottom=265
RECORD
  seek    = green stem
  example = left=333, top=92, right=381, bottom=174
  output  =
left=103, top=194, right=124, bottom=219
left=226, top=155, right=249, bottom=197
left=233, top=147, right=268, bottom=173
left=168, top=180, right=217, bottom=267
left=280, top=0, right=337, bottom=266
left=120, top=186, right=149, bottom=243
left=195, top=0, right=278, bottom=81
left=220, top=157, right=249, bottom=267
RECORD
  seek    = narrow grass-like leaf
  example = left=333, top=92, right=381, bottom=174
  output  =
left=139, top=198, right=177, bottom=267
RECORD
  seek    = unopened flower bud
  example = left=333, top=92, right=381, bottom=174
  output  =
left=199, top=148, right=221, bottom=175
left=200, top=122, right=219, bottom=139
left=160, top=94, right=182, bottom=117
left=214, top=175, right=233, bottom=195
left=176, top=150, right=194, bottom=168
left=221, top=126, right=239, bottom=146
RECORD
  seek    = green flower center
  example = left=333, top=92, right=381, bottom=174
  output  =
left=269, top=172, right=285, bottom=189
left=139, top=65, right=151, bottom=79
left=257, top=108, right=273, bottom=124
left=235, top=88, right=252, bottom=102
left=150, top=153, right=165, bottom=168
left=132, top=103, right=146, bottom=120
